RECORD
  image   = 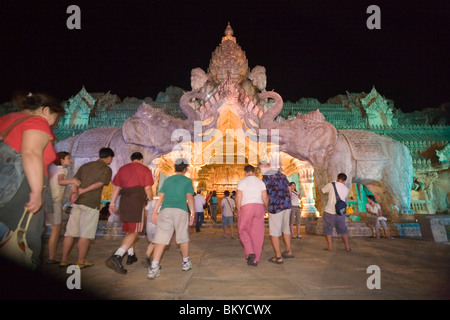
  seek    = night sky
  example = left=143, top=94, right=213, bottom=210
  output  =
left=1, top=0, right=449, bottom=113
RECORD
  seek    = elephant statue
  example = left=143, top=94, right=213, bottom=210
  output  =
left=243, top=91, right=414, bottom=218
left=55, top=91, right=220, bottom=176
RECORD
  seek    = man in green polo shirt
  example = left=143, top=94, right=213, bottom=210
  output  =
left=147, top=158, right=195, bottom=279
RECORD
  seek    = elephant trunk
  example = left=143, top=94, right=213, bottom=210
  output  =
left=258, top=91, right=284, bottom=129
left=243, top=91, right=285, bottom=143
left=179, top=91, right=204, bottom=122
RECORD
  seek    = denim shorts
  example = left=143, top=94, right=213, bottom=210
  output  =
left=222, top=215, right=233, bottom=226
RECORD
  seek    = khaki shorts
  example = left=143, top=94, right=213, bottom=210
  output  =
left=290, top=206, right=301, bottom=225
left=153, top=208, right=190, bottom=245
left=64, top=204, right=100, bottom=240
left=269, top=209, right=291, bottom=237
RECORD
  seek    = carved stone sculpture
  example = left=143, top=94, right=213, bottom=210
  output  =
left=55, top=91, right=220, bottom=175
left=244, top=91, right=414, bottom=217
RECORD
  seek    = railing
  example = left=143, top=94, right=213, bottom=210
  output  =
left=410, top=200, right=428, bottom=214
left=347, top=200, right=429, bottom=215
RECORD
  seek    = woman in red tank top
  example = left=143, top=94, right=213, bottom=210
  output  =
left=0, top=91, right=64, bottom=266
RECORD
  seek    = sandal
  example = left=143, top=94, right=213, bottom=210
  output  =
left=268, top=257, right=284, bottom=264
left=247, top=254, right=257, bottom=266
left=282, top=251, right=295, bottom=258
left=58, top=261, right=73, bottom=268
left=76, top=261, right=94, bottom=269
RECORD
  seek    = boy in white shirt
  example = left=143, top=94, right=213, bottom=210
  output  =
left=221, top=190, right=236, bottom=238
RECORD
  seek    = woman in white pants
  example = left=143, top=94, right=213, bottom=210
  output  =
left=366, top=195, right=394, bottom=239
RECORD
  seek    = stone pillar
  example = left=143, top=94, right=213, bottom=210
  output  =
left=300, top=181, right=318, bottom=218
left=298, top=166, right=318, bottom=219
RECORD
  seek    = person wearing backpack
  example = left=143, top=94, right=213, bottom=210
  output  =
left=321, top=173, right=351, bottom=252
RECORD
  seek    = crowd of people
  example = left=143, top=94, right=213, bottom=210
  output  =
left=0, top=90, right=393, bottom=279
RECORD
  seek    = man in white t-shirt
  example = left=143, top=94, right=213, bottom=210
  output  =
left=235, top=165, right=268, bottom=266
left=321, top=173, right=351, bottom=252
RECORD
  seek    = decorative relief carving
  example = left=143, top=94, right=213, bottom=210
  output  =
left=340, top=130, right=389, bottom=161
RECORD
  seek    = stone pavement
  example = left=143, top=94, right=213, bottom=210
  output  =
left=2, top=226, right=450, bottom=300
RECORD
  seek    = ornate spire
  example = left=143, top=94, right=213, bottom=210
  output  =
left=222, top=22, right=236, bottom=43
left=209, top=23, right=249, bottom=84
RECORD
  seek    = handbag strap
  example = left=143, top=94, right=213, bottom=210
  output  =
left=17, top=209, right=33, bottom=232
left=0, top=114, right=34, bottom=140
left=16, top=209, right=33, bottom=247
left=225, top=197, right=234, bottom=212
left=332, top=182, right=342, bottom=201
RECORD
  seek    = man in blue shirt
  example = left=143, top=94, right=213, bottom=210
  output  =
left=259, top=162, right=294, bottom=264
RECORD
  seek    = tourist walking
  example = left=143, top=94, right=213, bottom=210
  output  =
left=205, top=191, right=212, bottom=220
left=259, top=162, right=294, bottom=264
left=60, top=147, right=114, bottom=268
left=321, top=173, right=351, bottom=252
left=0, top=91, right=64, bottom=267
left=194, top=190, right=206, bottom=232
left=221, top=190, right=236, bottom=238
left=46, top=152, right=80, bottom=264
left=289, top=182, right=302, bottom=239
left=105, top=152, right=154, bottom=274
left=142, top=198, right=157, bottom=267
left=210, top=190, right=218, bottom=222
left=235, top=165, right=268, bottom=266
left=147, top=158, right=195, bottom=279
left=366, top=195, right=393, bottom=239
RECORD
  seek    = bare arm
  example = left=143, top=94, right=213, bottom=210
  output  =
left=186, top=193, right=195, bottom=215
left=235, top=190, right=242, bottom=212
left=21, top=130, right=49, bottom=214
left=261, top=190, right=269, bottom=211
left=151, top=193, right=165, bottom=224
left=109, top=185, right=121, bottom=214
left=145, top=185, right=153, bottom=201
left=78, top=181, right=104, bottom=195
left=57, top=174, right=80, bottom=187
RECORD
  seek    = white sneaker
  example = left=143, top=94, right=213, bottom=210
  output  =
left=181, top=258, right=192, bottom=271
left=147, top=265, right=161, bottom=279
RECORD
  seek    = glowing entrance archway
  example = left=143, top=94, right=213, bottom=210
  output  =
left=149, top=98, right=319, bottom=218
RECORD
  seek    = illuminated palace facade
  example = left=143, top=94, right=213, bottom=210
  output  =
left=1, top=24, right=448, bottom=219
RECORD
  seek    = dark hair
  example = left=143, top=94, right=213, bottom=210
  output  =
left=367, top=195, right=376, bottom=202
left=130, top=152, right=143, bottom=161
left=99, top=147, right=115, bottom=159
left=12, top=90, right=64, bottom=116
left=53, top=151, right=70, bottom=165
left=212, top=190, right=217, bottom=197
left=244, top=165, right=255, bottom=173
left=174, top=158, right=189, bottom=172
left=224, top=190, right=230, bottom=197
left=289, top=182, right=296, bottom=186
left=337, top=173, right=347, bottom=181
